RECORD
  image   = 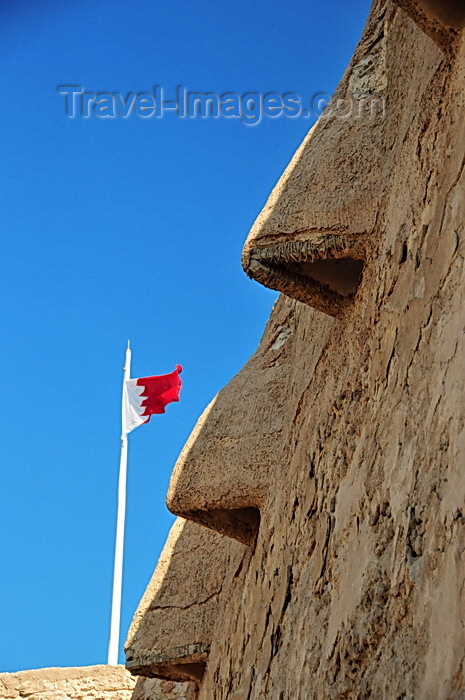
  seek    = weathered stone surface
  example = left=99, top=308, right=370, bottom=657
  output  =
left=167, top=300, right=297, bottom=545
left=241, top=0, right=463, bottom=318
left=0, top=666, right=193, bottom=700
left=125, top=518, right=244, bottom=684
left=132, top=676, right=196, bottom=700
left=133, top=1, right=465, bottom=698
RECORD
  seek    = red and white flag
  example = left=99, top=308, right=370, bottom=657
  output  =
left=122, top=364, right=182, bottom=436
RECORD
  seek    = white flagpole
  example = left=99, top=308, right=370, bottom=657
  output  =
left=108, top=340, right=131, bottom=665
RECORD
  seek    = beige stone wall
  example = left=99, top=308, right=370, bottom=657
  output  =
left=127, top=1, right=465, bottom=698
left=199, top=7, right=465, bottom=696
left=125, top=518, right=243, bottom=684
left=0, top=666, right=194, bottom=700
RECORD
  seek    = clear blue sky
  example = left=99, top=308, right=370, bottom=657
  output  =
left=1, top=0, right=372, bottom=671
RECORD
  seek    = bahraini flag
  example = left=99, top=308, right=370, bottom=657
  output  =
left=122, top=364, right=182, bottom=436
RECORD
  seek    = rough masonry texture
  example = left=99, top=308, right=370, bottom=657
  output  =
left=127, top=0, right=465, bottom=698
left=0, top=666, right=195, bottom=700
left=125, top=519, right=243, bottom=684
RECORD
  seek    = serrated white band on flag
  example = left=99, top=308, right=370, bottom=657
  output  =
left=122, top=379, right=147, bottom=436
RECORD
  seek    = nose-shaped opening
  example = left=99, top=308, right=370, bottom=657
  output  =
left=394, top=0, right=465, bottom=52
left=185, top=506, right=261, bottom=547
left=168, top=662, right=206, bottom=683
left=246, top=239, right=365, bottom=317
left=126, top=656, right=206, bottom=685
left=420, top=0, right=465, bottom=29
left=277, top=257, right=364, bottom=297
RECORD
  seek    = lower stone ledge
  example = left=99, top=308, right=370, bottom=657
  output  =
left=0, top=664, right=196, bottom=700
